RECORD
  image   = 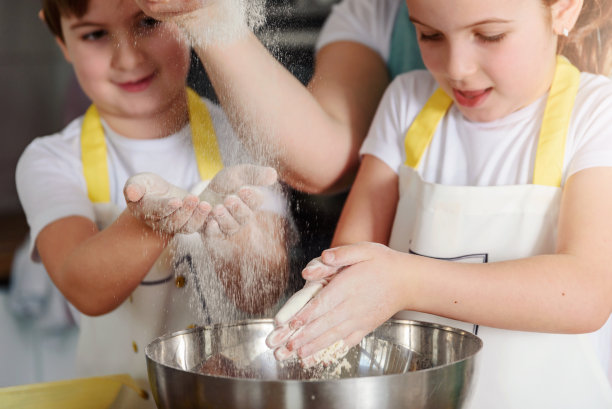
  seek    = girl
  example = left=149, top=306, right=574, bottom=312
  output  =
left=269, top=0, right=612, bottom=407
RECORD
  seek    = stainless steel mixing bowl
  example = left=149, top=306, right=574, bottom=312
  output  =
left=146, top=319, right=482, bottom=409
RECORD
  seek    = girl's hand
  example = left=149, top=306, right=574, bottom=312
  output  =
left=201, top=164, right=279, bottom=239
left=124, top=172, right=211, bottom=234
left=268, top=243, right=409, bottom=364
left=134, top=0, right=255, bottom=46
left=133, top=0, right=206, bottom=21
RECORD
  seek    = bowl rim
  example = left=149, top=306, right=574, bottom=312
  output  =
left=145, top=318, right=483, bottom=383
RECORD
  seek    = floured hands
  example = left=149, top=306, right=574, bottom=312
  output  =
left=133, top=0, right=208, bottom=21
left=124, top=172, right=211, bottom=234
left=123, top=165, right=278, bottom=238
left=266, top=243, right=409, bottom=366
left=134, top=0, right=252, bottom=46
left=201, top=164, right=278, bottom=239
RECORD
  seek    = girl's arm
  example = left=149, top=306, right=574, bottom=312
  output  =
left=134, top=0, right=391, bottom=193
left=36, top=211, right=169, bottom=316
left=196, top=34, right=390, bottom=193
left=283, top=167, right=612, bottom=359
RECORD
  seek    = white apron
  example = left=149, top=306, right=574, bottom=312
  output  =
left=389, top=57, right=612, bottom=408
left=75, top=88, right=223, bottom=408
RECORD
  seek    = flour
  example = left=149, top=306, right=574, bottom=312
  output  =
left=304, top=340, right=349, bottom=368
left=175, top=0, right=266, bottom=48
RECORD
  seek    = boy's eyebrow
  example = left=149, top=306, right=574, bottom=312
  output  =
left=68, top=11, right=146, bottom=30
left=69, top=21, right=104, bottom=30
left=409, top=17, right=512, bottom=29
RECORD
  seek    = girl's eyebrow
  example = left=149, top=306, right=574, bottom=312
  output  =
left=409, top=16, right=513, bottom=29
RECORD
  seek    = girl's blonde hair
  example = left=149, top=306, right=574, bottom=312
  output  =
left=548, top=0, right=612, bottom=75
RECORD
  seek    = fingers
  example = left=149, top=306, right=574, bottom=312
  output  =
left=135, top=0, right=204, bottom=18
left=211, top=204, right=241, bottom=236
left=274, top=280, right=325, bottom=326
left=237, top=186, right=265, bottom=211
left=176, top=200, right=212, bottom=234
left=124, top=183, right=146, bottom=203
left=302, top=257, right=342, bottom=281
left=224, top=194, right=253, bottom=225
left=320, top=242, right=387, bottom=268
left=266, top=324, right=295, bottom=349
left=209, top=165, right=278, bottom=194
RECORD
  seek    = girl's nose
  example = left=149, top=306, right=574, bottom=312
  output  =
left=111, top=34, right=145, bottom=70
left=444, top=43, right=478, bottom=82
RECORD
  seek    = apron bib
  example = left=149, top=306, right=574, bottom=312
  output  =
left=389, top=57, right=612, bottom=407
left=76, top=88, right=223, bottom=407
left=387, top=0, right=425, bottom=80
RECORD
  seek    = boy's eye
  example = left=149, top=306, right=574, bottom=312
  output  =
left=81, top=29, right=107, bottom=41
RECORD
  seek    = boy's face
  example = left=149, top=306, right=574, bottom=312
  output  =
left=407, top=0, right=560, bottom=122
left=56, top=0, right=190, bottom=121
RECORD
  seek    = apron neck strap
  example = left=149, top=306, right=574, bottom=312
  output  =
left=403, top=55, right=581, bottom=187
left=81, top=87, right=222, bottom=203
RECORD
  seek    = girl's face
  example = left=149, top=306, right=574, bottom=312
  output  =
left=407, top=0, right=559, bottom=122
left=57, top=0, right=190, bottom=121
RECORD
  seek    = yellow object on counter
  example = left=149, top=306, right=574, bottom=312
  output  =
left=0, top=374, right=148, bottom=409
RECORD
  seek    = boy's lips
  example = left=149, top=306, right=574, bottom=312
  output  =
left=452, top=87, right=492, bottom=108
left=116, top=73, right=155, bottom=92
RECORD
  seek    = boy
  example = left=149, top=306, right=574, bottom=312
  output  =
left=15, top=0, right=290, bottom=406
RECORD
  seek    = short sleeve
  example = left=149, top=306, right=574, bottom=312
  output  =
left=16, top=127, right=95, bottom=260
left=316, top=0, right=401, bottom=63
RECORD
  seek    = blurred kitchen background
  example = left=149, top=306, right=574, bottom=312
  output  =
left=0, top=0, right=340, bottom=386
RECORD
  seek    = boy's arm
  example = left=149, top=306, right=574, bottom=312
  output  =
left=36, top=211, right=170, bottom=316
left=125, top=165, right=290, bottom=313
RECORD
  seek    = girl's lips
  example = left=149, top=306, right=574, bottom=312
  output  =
left=452, top=87, right=492, bottom=108
left=117, top=73, right=155, bottom=92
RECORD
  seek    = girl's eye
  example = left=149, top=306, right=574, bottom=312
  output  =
left=419, top=32, right=444, bottom=42
left=81, top=29, right=107, bottom=41
left=477, top=33, right=506, bottom=43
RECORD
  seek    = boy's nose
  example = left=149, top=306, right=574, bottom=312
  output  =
left=111, top=34, right=146, bottom=70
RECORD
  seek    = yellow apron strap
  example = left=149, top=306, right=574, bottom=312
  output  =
left=403, top=88, right=453, bottom=169
left=81, top=88, right=223, bottom=202
left=186, top=88, right=224, bottom=181
left=81, top=105, right=110, bottom=203
left=403, top=56, right=580, bottom=186
left=533, top=55, right=580, bottom=187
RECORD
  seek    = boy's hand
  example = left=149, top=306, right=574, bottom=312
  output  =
left=201, top=164, right=279, bottom=239
left=124, top=172, right=212, bottom=235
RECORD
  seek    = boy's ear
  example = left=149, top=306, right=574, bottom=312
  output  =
left=550, top=0, right=584, bottom=35
left=39, top=9, right=72, bottom=63
left=55, top=36, right=72, bottom=63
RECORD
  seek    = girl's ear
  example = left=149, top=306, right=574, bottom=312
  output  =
left=550, top=0, right=584, bottom=35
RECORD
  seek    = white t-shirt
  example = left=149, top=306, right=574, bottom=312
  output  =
left=361, top=69, right=612, bottom=379
left=316, top=0, right=402, bottom=62
left=361, top=70, right=612, bottom=186
left=16, top=98, right=249, bottom=260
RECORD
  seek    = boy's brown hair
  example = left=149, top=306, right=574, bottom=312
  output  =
left=41, top=0, right=91, bottom=42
